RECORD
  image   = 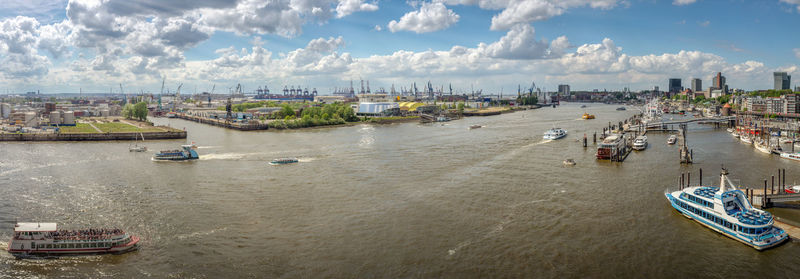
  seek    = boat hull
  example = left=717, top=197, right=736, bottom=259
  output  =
left=9, top=236, right=139, bottom=258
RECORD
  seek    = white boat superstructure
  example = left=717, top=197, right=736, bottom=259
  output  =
left=754, top=139, right=772, bottom=154
left=665, top=169, right=788, bottom=250
left=633, top=135, right=648, bottom=150
left=667, top=135, right=677, bottom=145
left=740, top=135, right=752, bottom=144
left=543, top=128, right=568, bottom=140
left=8, top=222, right=139, bottom=258
left=780, top=152, right=800, bottom=162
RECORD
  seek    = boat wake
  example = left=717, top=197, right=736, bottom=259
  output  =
left=196, top=145, right=221, bottom=149
left=176, top=227, right=228, bottom=240
left=536, top=139, right=553, bottom=145
left=199, top=152, right=263, bottom=161
left=297, top=157, right=315, bottom=163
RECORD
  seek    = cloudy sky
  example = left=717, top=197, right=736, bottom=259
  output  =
left=1, top=0, right=799, bottom=94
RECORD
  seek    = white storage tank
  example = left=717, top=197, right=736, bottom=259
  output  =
left=62, top=111, right=75, bottom=125
left=50, top=111, right=62, bottom=125
left=24, top=112, right=38, bottom=127
left=0, top=103, right=10, bottom=119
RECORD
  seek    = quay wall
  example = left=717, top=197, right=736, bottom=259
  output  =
left=0, top=131, right=186, bottom=141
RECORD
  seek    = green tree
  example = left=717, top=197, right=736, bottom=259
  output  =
left=122, top=103, right=134, bottom=119
left=281, top=104, right=295, bottom=118
left=133, top=102, right=148, bottom=121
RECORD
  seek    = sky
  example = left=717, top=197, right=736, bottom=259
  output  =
left=1, top=0, right=800, bottom=94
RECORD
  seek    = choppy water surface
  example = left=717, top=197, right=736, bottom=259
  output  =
left=2, top=103, right=800, bottom=278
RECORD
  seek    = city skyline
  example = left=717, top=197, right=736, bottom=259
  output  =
left=1, top=0, right=800, bottom=94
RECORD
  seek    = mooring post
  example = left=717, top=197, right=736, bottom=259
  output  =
left=782, top=168, right=786, bottom=194
left=583, top=134, right=587, bottom=147
left=699, top=168, right=703, bottom=186
left=763, top=179, right=768, bottom=209
left=772, top=175, right=775, bottom=195
left=687, top=172, right=691, bottom=187
left=593, top=132, right=597, bottom=143
left=681, top=173, right=685, bottom=190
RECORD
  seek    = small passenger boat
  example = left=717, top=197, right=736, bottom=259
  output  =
left=270, top=158, right=299, bottom=165
left=785, top=185, right=800, bottom=194
left=665, top=169, right=788, bottom=250
left=616, top=107, right=626, bottom=111
left=469, top=125, right=482, bottom=129
left=780, top=152, right=800, bottom=162
left=582, top=113, right=595, bottom=120
left=667, top=135, right=677, bottom=145
left=543, top=128, right=568, bottom=140
left=563, top=159, right=576, bottom=166
left=580, top=105, right=587, bottom=108
left=153, top=144, right=199, bottom=161
left=597, top=134, right=624, bottom=160
left=8, top=222, right=139, bottom=258
left=632, top=135, right=648, bottom=150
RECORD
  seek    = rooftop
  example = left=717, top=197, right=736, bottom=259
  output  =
left=15, top=222, right=57, bottom=232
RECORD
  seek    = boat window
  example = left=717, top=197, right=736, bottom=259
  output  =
left=91, top=243, right=96, bottom=248
left=46, top=244, right=52, bottom=248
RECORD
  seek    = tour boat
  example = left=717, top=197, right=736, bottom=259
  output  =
left=616, top=107, right=626, bottom=111
left=665, top=169, right=789, bottom=250
left=596, top=134, right=625, bottom=160
left=543, top=128, right=568, bottom=140
left=785, top=185, right=800, bottom=194
left=667, top=135, right=677, bottom=145
left=153, top=144, right=199, bottom=161
left=269, top=158, right=299, bottom=165
left=563, top=159, right=576, bottom=166
left=740, top=135, right=752, bottom=144
left=780, top=152, right=800, bottom=162
left=469, top=125, right=482, bottom=129
left=632, top=135, right=648, bottom=150
left=129, top=146, right=147, bottom=152
left=8, top=222, right=139, bottom=258
left=582, top=113, right=595, bottom=120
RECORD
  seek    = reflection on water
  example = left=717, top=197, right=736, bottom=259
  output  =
left=1, top=103, right=799, bottom=278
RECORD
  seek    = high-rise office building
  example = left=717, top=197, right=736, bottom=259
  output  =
left=713, top=72, right=726, bottom=89
left=668, top=78, right=682, bottom=93
left=775, top=72, right=791, bottom=90
left=558, top=84, right=570, bottom=96
left=691, top=78, right=702, bottom=92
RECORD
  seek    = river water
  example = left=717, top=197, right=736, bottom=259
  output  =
left=1, top=103, right=799, bottom=278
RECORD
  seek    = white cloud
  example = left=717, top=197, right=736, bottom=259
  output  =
left=388, top=2, right=460, bottom=33
left=794, top=48, right=800, bottom=59
left=335, top=0, right=378, bottom=18
left=441, top=0, right=621, bottom=30
left=781, top=0, right=800, bottom=12
left=698, top=20, right=710, bottom=27
left=478, top=24, right=550, bottom=59
left=0, top=16, right=52, bottom=78
left=673, top=0, right=697, bottom=5
left=373, top=24, right=382, bottom=31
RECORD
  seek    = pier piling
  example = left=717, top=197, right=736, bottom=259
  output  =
left=699, top=168, right=702, bottom=186
left=763, top=180, right=768, bottom=209
left=583, top=134, right=587, bottom=147
left=688, top=173, right=691, bottom=187
left=772, top=175, right=775, bottom=195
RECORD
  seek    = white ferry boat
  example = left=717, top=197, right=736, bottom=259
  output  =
left=740, top=135, right=752, bottom=144
left=780, top=152, right=800, bottom=162
left=665, top=169, right=788, bottom=250
left=632, top=135, right=648, bottom=150
left=8, top=222, right=139, bottom=258
left=543, top=128, right=567, bottom=140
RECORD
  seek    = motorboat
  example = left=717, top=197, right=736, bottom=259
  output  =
left=785, top=185, right=800, bottom=194
left=667, top=135, right=677, bottom=145
left=580, top=105, right=587, bottom=108
left=664, top=169, right=788, bottom=250
left=563, top=159, right=576, bottom=166
left=616, top=107, right=626, bottom=111
left=270, top=158, right=299, bottom=165
left=469, top=125, right=482, bottom=130
left=582, top=113, right=595, bottom=120
left=633, top=135, right=648, bottom=150
left=543, top=128, right=568, bottom=140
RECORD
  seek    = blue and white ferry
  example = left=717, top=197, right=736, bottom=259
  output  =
left=665, top=169, right=789, bottom=250
left=153, top=144, right=199, bottom=161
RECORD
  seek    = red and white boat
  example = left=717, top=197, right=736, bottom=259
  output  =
left=8, top=222, right=139, bottom=258
left=785, top=185, right=800, bottom=194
